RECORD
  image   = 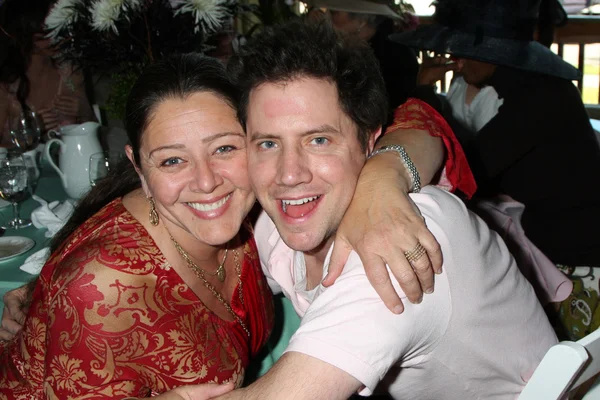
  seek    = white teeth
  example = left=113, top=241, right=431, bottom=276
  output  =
left=281, top=196, right=320, bottom=213
left=281, top=196, right=319, bottom=206
left=188, top=194, right=231, bottom=212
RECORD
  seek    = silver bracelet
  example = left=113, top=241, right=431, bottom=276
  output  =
left=367, top=145, right=421, bottom=193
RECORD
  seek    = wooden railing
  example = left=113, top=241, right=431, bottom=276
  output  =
left=555, top=15, right=600, bottom=117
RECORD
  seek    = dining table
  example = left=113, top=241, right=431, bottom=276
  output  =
left=0, top=169, right=65, bottom=310
left=0, top=166, right=301, bottom=378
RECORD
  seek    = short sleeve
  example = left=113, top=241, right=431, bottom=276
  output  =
left=284, top=249, right=451, bottom=395
left=385, top=98, right=478, bottom=199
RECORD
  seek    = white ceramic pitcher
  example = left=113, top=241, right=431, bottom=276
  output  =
left=45, top=121, right=102, bottom=199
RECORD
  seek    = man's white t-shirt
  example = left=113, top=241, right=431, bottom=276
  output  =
left=255, top=187, right=557, bottom=399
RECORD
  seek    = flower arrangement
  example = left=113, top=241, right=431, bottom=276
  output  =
left=44, top=0, right=244, bottom=118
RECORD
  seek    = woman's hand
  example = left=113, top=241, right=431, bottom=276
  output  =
left=54, top=94, right=80, bottom=122
left=38, top=94, right=82, bottom=131
left=417, top=54, right=458, bottom=87
left=38, top=108, right=60, bottom=131
left=0, top=284, right=30, bottom=340
left=324, top=153, right=442, bottom=313
left=150, top=383, right=234, bottom=400
left=324, top=126, right=445, bottom=314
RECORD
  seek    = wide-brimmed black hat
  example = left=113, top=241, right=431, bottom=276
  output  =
left=389, top=0, right=581, bottom=80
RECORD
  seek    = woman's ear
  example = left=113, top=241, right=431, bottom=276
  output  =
left=366, top=127, right=383, bottom=156
left=125, top=145, right=150, bottom=196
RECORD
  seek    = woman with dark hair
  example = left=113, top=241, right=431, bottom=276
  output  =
left=0, top=0, right=94, bottom=141
left=0, top=53, right=275, bottom=399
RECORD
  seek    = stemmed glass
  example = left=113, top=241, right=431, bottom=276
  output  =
left=89, top=151, right=123, bottom=187
left=8, top=104, right=41, bottom=152
left=0, top=154, right=32, bottom=229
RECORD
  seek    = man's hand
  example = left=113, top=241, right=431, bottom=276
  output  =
left=325, top=152, right=442, bottom=314
left=0, top=284, right=31, bottom=341
left=417, top=54, right=458, bottom=87
left=149, top=383, right=234, bottom=400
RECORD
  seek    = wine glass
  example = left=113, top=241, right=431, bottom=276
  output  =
left=0, top=154, right=32, bottom=229
left=8, top=104, right=42, bottom=152
left=89, top=151, right=123, bottom=187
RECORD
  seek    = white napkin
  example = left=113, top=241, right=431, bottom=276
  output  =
left=30, top=195, right=75, bottom=238
left=19, top=247, right=51, bottom=275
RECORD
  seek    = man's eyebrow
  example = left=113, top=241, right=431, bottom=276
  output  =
left=249, top=124, right=340, bottom=141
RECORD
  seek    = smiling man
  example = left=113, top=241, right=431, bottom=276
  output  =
left=247, top=75, right=375, bottom=262
left=216, top=21, right=558, bottom=399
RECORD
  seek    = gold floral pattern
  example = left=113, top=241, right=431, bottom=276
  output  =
left=0, top=199, right=274, bottom=399
left=48, top=355, right=86, bottom=394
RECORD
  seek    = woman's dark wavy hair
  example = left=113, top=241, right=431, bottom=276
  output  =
left=0, top=0, right=55, bottom=105
left=228, top=20, right=387, bottom=151
left=50, top=53, right=239, bottom=253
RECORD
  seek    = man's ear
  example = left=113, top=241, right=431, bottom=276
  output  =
left=125, top=145, right=150, bottom=196
left=366, top=126, right=383, bottom=156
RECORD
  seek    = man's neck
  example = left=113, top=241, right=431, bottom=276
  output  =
left=302, top=238, right=333, bottom=290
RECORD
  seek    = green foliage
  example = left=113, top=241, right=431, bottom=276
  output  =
left=255, top=0, right=298, bottom=25
left=45, top=0, right=244, bottom=121
left=105, top=69, right=141, bottom=120
left=241, top=0, right=300, bottom=37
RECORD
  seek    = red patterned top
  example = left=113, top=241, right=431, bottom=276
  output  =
left=0, top=199, right=274, bottom=399
left=386, top=98, right=477, bottom=199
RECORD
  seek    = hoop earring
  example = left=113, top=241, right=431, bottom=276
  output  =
left=148, top=197, right=159, bottom=226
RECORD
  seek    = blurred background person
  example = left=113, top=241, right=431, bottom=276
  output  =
left=306, top=0, right=419, bottom=122
left=0, top=0, right=95, bottom=144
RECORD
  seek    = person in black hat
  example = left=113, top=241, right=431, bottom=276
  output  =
left=392, top=0, right=600, bottom=340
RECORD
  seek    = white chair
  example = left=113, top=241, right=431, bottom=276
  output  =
left=519, top=327, right=600, bottom=399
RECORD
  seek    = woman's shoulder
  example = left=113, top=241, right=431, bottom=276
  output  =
left=48, top=198, right=166, bottom=280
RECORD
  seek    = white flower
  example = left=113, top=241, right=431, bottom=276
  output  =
left=44, top=0, right=81, bottom=40
left=91, top=0, right=142, bottom=34
left=170, top=0, right=229, bottom=33
left=91, top=0, right=122, bottom=34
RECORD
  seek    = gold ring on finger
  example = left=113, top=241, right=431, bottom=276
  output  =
left=404, top=243, right=427, bottom=264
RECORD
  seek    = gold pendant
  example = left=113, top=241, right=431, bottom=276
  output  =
left=216, top=266, right=226, bottom=282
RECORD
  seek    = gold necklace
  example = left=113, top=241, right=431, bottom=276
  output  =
left=169, top=235, right=249, bottom=337
left=173, top=240, right=228, bottom=282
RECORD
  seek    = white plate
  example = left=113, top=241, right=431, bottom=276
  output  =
left=0, top=236, right=35, bottom=261
left=0, top=199, right=10, bottom=208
